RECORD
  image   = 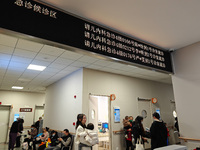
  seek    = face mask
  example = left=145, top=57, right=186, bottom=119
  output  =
left=31, top=128, right=34, bottom=130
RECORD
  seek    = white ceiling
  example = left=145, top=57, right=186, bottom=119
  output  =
left=39, top=0, right=200, bottom=50
left=0, top=33, right=171, bottom=93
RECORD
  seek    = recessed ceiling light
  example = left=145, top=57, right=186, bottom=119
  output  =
left=12, top=86, right=24, bottom=90
left=27, top=64, right=46, bottom=71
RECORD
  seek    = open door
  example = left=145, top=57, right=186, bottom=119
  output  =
left=89, top=95, right=110, bottom=150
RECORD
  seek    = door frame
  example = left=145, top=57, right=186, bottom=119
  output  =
left=33, top=104, right=44, bottom=124
left=89, top=94, right=112, bottom=150
left=0, top=105, right=11, bottom=143
left=137, top=97, right=153, bottom=122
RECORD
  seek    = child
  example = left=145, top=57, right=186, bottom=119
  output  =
left=123, top=116, right=130, bottom=127
left=79, top=123, right=99, bottom=148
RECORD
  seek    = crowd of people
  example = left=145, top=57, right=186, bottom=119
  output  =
left=123, top=112, right=173, bottom=150
left=8, top=113, right=178, bottom=150
left=8, top=114, right=99, bottom=150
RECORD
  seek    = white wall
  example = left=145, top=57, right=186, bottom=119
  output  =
left=0, top=90, right=45, bottom=127
left=172, top=42, right=200, bottom=149
left=82, top=68, right=174, bottom=150
left=44, top=69, right=83, bottom=133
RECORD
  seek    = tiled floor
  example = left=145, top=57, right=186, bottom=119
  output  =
left=0, top=143, right=21, bottom=150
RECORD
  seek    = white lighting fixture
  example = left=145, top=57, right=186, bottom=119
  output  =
left=12, top=86, right=24, bottom=90
left=27, top=64, right=46, bottom=71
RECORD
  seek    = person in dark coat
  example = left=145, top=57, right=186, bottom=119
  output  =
left=35, top=117, right=42, bottom=134
left=174, top=117, right=179, bottom=132
left=132, top=116, right=148, bottom=145
left=150, top=112, right=168, bottom=150
left=50, top=130, right=59, bottom=146
left=15, top=118, right=24, bottom=147
left=9, top=119, right=23, bottom=150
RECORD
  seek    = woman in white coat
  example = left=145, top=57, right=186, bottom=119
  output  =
left=75, top=114, right=92, bottom=150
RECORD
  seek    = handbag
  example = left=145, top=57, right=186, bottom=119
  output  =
left=136, top=136, right=144, bottom=150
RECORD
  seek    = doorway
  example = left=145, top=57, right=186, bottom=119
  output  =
left=34, top=105, right=44, bottom=123
left=0, top=105, right=11, bottom=143
left=89, top=95, right=111, bottom=150
left=138, top=99, right=153, bottom=149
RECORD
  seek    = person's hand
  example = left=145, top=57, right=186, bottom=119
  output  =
left=128, top=128, right=131, bottom=131
left=142, top=137, right=148, bottom=142
left=58, top=138, right=62, bottom=141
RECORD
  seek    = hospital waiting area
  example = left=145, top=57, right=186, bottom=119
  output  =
left=0, top=1, right=200, bottom=150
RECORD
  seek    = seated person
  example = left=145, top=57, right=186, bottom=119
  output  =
left=46, top=129, right=72, bottom=150
left=50, top=130, right=59, bottom=146
left=27, top=125, right=38, bottom=149
left=33, top=127, right=49, bottom=150
left=79, top=123, right=99, bottom=148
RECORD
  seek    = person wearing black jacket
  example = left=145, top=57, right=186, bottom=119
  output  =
left=150, top=112, right=167, bottom=150
left=132, top=116, right=148, bottom=146
left=50, top=130, right=59, bottom=146
left=15, top=118, right=24, bottom=147
left=9, top=119, right=24, bottom=150
left=35, top=117, right=42, bottom=134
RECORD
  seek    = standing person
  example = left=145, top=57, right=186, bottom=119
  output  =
left=35, top=117, right=42, bottom=134
left=124, top=120, right=134, bottom=150
left=150, top=112, right=167, bottom=150
left=15, top=118, right=24, bottom=147
left=174, top=117, right=179, bottom=132
left=132, top=116, right=148, bottom=146
left=9, top=119, right=20, bottom=150
left=79, top=123, right=99, bottom=146
left=75, top=114, right=91, bottom=150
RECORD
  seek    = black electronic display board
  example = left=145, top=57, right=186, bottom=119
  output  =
left=0, top=0, right=173, bottom=73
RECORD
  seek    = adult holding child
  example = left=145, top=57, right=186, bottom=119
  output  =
left=75, top=114, right=92, bottom=150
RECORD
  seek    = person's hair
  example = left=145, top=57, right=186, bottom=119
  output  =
left=153, top=112, right=160, bottom=119
left=76, top=114, right=86, bottom=129
left=45, top=127, right=49, bottom=131
left=20, top=119, right=24, bottom=123
left=31, top=124, right=36, bottom=128
left=125, top=116, right=129, bottom=120
left=87, top=123, right=94, bottom=130
left=51, top=130, right=56, bottom=134
left=135, top=116, right=145, bottom=133
left=39, top=117, right=42, bottom=120
left=135, top=116, right=143, bottom=124
left=129, top=116, right=133, bottom=120
left=64, top=129, right=69, bottom=133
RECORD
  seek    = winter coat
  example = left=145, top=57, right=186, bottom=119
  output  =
left=150, top=120, right=168, bottom=150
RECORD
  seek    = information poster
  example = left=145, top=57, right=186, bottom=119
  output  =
left=114, top=106, right=120, bottom=123
left=14, top=113, right=19, bottom=121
